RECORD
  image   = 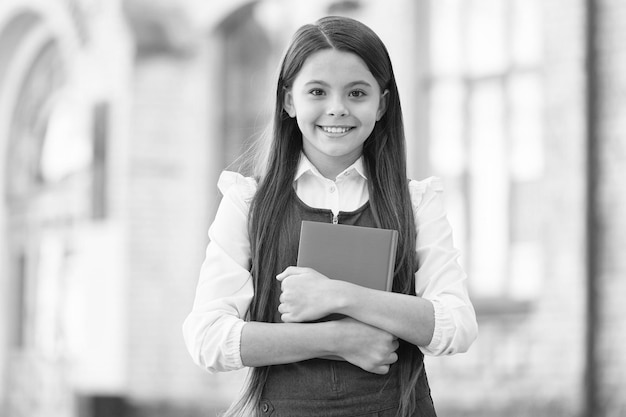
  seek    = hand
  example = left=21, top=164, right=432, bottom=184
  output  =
left=333, top=318, right=399, bottom=374
left=276, top=266, right=340, bottom=322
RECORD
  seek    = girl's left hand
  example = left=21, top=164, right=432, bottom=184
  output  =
left=276, top=266, right=340, bottom=322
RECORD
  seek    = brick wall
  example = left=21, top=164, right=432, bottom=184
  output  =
left=126, top=52, right=249, bottom=410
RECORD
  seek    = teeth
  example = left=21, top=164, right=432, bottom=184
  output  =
left=321, top=126, right=351, bottom=134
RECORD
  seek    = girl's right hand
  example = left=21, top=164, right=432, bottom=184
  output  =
left=332, top=318, right=399, bottom=375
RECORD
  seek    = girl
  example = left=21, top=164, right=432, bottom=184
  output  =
left=183, top=16, right=477, bottom=417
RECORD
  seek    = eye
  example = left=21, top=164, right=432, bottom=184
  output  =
left=349, top=90, right=367, bottom=98
left=308, top=88, right=325, bottom=96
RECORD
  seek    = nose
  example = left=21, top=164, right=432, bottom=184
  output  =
left=327, top=95, right=349, bottom=117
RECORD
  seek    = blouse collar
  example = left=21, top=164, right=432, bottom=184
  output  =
left=294, top=153, right=368, bottom=182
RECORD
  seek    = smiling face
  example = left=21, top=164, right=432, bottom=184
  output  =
left=283, top=49, right=388, bottom=179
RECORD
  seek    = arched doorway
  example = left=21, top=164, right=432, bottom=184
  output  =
left=0, top=8, right=99, bottom=417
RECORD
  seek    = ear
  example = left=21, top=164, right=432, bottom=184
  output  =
left=376, top=89, right=389, bottom=121
left=283, top=89, right=296, bottom=118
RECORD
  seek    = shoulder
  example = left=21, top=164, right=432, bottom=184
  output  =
left=217, top=171, right=258, bottom=206
left=408, top=177, right=444, bottom=210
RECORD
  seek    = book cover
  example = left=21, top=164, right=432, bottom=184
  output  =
left=296, top=220, right=398, bottom=292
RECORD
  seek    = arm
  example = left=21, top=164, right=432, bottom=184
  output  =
left=277, top=178, right=477, bottom=355
left=277, top=268, right=434, bottom=347
left=183, top=172, right=398, bottom=374
left=241, top=319, right=399, bottom=375
left=182, top=173, right=256, bottom=372
left=410, top=178, right=478, bottom=355
left=241, top=322, right=335, bottom=365
left=333, top=283, right=435, bottom=347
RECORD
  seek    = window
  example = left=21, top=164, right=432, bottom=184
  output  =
left=427, top=0, right=544, bottom=305
left=218, top=4, right=274, bottom=171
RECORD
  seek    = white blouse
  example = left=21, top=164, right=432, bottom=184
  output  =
left=182, top=155, right=478, bottom=373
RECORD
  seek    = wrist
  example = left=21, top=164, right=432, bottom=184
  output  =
left=320, top=319, right=344, bottom=357
left=333, top=280, right=360, bottom=316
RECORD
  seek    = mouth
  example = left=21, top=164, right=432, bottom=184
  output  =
left=319, top=126, right=354, bottom=134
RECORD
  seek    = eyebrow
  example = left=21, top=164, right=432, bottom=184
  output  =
left=304, top=80, right=373, bottom=88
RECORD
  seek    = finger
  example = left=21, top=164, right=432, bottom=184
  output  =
left=385, top=352, right=399, bottom=365
left=392, top=339, right=400, bottom=351
left=276, top=266, right=298, bottom=280
left=372, top=364, right=390, bottom=375
left=277, top=266, right=310, bottom=281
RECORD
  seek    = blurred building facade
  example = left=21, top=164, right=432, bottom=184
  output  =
left=0, top=0, right=624, bottom=417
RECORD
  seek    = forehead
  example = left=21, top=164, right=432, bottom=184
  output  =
left=294, top=49, right=377, bottom=87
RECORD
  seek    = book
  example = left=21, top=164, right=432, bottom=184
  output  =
left=296, top=220, right=398, bottom=292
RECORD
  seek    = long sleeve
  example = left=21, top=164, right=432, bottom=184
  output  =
left=409, top=178, right=478, bottom=356
left=182, top=172, right=256, bottom=373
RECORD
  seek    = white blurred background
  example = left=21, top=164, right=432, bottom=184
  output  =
left=0, top=0, right=625, bottom=416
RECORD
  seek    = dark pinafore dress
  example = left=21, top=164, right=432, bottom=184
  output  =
left=258, top=194, right=437, bottom=417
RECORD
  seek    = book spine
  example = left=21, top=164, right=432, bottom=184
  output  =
left=386, top=232, right=398, bottom=291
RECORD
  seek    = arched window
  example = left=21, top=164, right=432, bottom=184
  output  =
left=6, top=40, right=67, bottom=202
left=1, top=16, right=68, bottom=352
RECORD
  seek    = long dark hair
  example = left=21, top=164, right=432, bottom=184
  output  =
left=226, top=16, right=422, bottom=417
